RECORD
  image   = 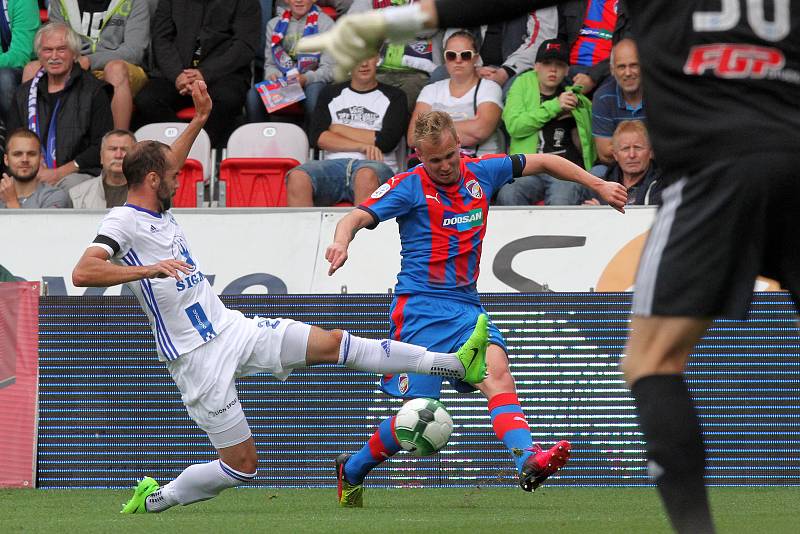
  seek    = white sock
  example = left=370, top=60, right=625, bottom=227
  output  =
left=145, top=459, right=256, bottom=512
left=337, top=332, right=464, bottom=379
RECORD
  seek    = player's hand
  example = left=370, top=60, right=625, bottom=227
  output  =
left=558, top=91, right=578, bottom=111
left=145, top=259, right=193, bottom=281
left=0, top=173, right=19, bottom=207
left=363, top=145, right=384, bottom=162
left=296, top=11, right=389, bottom=81
left=325, top=242, right=349, bottom=276
left=191, top=80, right=212, bottom=121
left=596, top=182, right=627, bottom=213
left=571, top=73, right=595, bottom=94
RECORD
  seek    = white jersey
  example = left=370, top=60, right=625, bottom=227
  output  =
left=89, top=204, right=237, bottom=361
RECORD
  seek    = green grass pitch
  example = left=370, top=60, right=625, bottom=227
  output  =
left=2, top=487, right=798, bottom=533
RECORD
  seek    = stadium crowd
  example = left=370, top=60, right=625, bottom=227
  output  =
left=0, top=0, right=659, bottom=210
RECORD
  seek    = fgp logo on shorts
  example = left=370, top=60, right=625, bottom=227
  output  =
left=442, top=208, right=483, bottom=232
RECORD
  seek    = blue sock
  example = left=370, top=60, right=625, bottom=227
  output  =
left=344, top=416, right=402, bottom=484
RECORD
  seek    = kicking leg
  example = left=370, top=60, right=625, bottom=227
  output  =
left=302, top=315, right=488, bottom=384
left=622, top=315, right=714, bottom=534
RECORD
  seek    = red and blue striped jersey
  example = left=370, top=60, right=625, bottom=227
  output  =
left=359, top=154, right=516, bottom=304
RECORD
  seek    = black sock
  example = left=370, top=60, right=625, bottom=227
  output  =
left=630, top=374, right=715, bottom=534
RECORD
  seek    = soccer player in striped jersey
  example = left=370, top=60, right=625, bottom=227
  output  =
left=71, top=81, right=490, bottom=514
left=305, top=1, right=800, bottom=532
left=326, top=110, right=626, bottom=506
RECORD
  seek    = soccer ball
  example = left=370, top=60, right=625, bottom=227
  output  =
left=394, top=398, right=454, bottom=456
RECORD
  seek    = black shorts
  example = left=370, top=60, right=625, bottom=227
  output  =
left=631, top=152, right=800, bottom=319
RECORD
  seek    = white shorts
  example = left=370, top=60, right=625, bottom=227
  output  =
left=166, top=311, right=310, bottom=448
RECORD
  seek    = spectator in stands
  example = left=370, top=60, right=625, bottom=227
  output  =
left=348, top=0, right=439, bottom=109
left=133, top=0, right=260, bottom=148
left=0, top=127, right=72, bottom=208
left=408, top=31, right=503, bottom=158
left=285, top=55, right=407, bottom=207
left=31, top=0, right=152, bottom=131
left=69, top=129, right=136, bottom=209
left=8, top=23, right=113, bottom=192
left=496, top=38, right=594, bottom=206
left=246, top=0, right=335, bottom=122
left=591, top=38, right=645, bottom=165
left=0, top=0, right=39, bottom=124
left=584, top=120, right=661, bottom=206
left=557, top=0, right=630, bottom=95
left=429, top=9, right=557, bottom=92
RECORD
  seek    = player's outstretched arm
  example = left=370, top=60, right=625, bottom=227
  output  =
left=170, top=81, right=213, bottom=168
left=72, top=246, right=192, bottom=287
left=326, top=208, right=376, bottom=276
left=522, top=153, right=628, bottom=213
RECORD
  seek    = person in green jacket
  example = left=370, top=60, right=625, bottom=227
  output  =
left=496, top=38, right=596, bottom=205
left=0, top=0, right=39, bottom=123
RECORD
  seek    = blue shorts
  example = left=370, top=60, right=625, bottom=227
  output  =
left=380, top=293, right=506, bottom=399
left=293, top=158, right=394, bottom=206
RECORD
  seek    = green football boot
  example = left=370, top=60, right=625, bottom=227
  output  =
left=456, top=313, right=489, bottom=384
left=335, top=454, right=363, bottom=508
left=120, top=476, right=159, bottom=514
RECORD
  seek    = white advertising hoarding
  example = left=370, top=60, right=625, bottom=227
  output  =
left=2, top=207, right=659, bottom=295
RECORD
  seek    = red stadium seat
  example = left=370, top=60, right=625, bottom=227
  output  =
left=176, top=107, right=195, bottom=121
left=172, top=159, right=205, bottom=207
left=218, top=158, right=301, bottom=207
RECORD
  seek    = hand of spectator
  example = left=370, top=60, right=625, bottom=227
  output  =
left=476, top=66, right=496, bottom=79
left=78, top=56, right=91, bottom=70
left=0, top=173, right=20, bottom=207
left=183, top=69, right=204, bottom=82
left=595, top=181, right=627, bottom=213
left=267, top=73, right=280, bottom=81
left=487, top=68, right=509, bottom=86
left=191, top=81, right=212, bottom=121
left=144, top=259, right=193, bottom=281
left=558, top=91, right=579, bottom=111
left=583, top=198, right=600, bottom=206
left=325, top=242, right=350, bottom=276
left=571, top=73, right=596, bottom=94
left=37, top=166, right=59, bottom=186
left=175, top=72, right=192, bottom=95
left=362, top=145, right=384, bottom=161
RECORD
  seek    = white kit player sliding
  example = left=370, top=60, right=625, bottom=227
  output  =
left=71, top=81, right=489, bottom=514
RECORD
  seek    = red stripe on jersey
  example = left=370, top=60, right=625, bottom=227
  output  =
left=418, top=168, right=452, bottom=284
left=391, top=294, right=409, bottom=341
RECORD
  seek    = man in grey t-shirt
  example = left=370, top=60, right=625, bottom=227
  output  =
left=0, top=128, right=72, bottom=209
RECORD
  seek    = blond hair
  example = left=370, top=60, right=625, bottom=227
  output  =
left=612, top=120, right=650, bottom=149
left=413, top=110, right=458, bottom=147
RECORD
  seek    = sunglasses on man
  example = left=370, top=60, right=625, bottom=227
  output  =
left=444, top=49, right=476, bottom=62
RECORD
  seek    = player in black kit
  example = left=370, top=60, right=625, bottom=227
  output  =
left=299, top=2, right=800, bottom=533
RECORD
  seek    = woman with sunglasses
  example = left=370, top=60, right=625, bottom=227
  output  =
left=406, top=31, right=504, bottom=158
